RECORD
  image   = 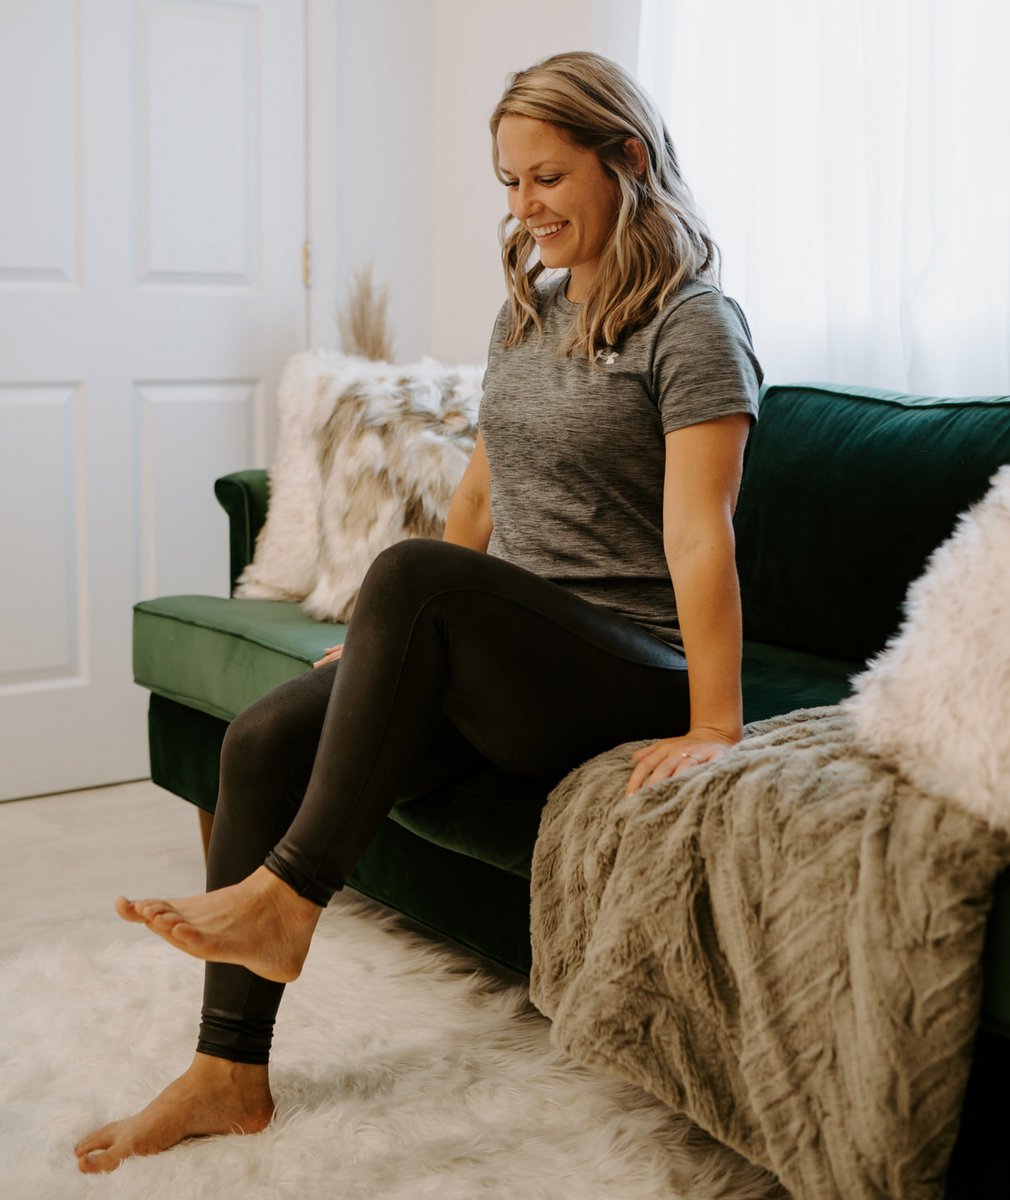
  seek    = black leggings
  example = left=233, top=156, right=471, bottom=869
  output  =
left=197, top=539, right=691, bottom=1062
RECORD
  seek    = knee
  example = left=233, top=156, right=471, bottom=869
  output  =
left=359, top=537, right=465, bottom=607
left=221, top=688, right=301, bottom=776
left=220, top=705, right=265, bottom=773
left=370, top=536, right=454, bottom=576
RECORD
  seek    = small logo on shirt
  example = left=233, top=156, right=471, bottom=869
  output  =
left=596, top=348, right=620, bottom=366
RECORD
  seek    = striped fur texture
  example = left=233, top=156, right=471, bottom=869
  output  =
left=236, top=351, right=482, bottom=622
left=531, top=707, right=1010, bottom=1199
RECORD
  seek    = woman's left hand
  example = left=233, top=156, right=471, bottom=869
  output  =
left=625, top=732, right=739, bottom=796
left=313, top=644, right=345, bottom=669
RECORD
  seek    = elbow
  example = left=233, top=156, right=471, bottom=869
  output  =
left=663, top=515, right=736, bottom=566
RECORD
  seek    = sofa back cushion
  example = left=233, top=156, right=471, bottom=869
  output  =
left=735, top=383, right=1010, bottom=662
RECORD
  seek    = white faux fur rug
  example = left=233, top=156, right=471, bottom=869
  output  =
left=0, top=893, right=784, bottom=1200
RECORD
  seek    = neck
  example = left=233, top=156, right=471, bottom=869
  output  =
left=564, top=265, right=595, bottom=303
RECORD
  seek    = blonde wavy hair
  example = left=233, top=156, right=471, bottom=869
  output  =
left=490, top=51, right=719, bottom=360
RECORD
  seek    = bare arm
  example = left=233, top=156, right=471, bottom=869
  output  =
left=443, top=431, right=494, bottom=552
left=625, top=412, right=751, bottom=793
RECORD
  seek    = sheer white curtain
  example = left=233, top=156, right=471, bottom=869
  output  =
left=638, top=0, right=1010, bottom=394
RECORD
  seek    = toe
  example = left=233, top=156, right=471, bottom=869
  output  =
left=78, top=1147, right=123, bottom=1174
left=148, top=910, right=191, bottom=940
left=169, top=915, right=203, bottom=941
left=74, top=1124, right=116, bottom=1157
left=114, top=896, right=146, bottom=924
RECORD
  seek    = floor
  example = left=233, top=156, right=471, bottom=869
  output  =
left=3, top=785, right=774, bottom=1200
left=0, top=779, right=206, bottom=959
left=0, top=778, right=521, bottom=986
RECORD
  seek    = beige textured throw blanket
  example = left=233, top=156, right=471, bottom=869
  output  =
left=530, top=707, right=1010, bottom=1200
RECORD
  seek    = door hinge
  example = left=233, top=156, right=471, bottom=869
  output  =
left=302, top=239, right=314, bottom=288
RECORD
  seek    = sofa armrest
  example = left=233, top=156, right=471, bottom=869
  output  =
left=214, top=469, right=269, bottom=594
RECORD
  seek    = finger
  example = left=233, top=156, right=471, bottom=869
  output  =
left=625, top=759, right=650, bottom=795
left=630, top=743, right=664, bottom=763
left=645, top=762, right=677, bottom=787
left=646, top=750, right=707, bottom=788
left=626, top=752, right=666, bottom=795
left=625, top=771, right=645, bottom=796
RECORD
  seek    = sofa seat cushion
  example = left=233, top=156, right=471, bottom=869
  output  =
left=134, top=595, right=343, bottom=721
left=391, top=767, right=553, bottom=881
left=741, top=639, right=860, bottom=722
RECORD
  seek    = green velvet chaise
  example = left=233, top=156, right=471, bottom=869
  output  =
left=133, top=381, right=1010, bottom=1194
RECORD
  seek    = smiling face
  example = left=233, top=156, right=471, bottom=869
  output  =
left=495, top=115, right=620, bottom=302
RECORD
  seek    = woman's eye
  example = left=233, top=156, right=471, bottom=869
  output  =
left=503, top=176, right=561, bottom=189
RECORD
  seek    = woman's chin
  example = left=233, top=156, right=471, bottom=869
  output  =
left=538, top=250, right=569, bottom=272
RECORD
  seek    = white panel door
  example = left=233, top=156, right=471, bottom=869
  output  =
left=0, top=0, right=308, bottom=801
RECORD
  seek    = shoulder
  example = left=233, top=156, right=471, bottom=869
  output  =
left=645, top=283, right=760, bottom=382
left=655, top=281, right=753, bottom=340
left=646, top=281, right=763, bottom=429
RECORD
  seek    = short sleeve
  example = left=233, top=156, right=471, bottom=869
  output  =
left=480, top=301, right=510, bottom=400
left=653, top=289, right=763, bottom=434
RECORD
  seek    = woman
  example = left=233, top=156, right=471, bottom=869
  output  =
left=75, top=51, right=761, bottom=1173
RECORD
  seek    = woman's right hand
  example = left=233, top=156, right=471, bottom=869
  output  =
left=313, top=644, right=345, bottom=669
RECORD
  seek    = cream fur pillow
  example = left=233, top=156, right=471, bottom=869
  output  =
left=846, top=464, right=1010, bottom=832
left=236, top=351, right=482, bottom=621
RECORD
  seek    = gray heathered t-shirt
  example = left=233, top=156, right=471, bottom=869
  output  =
left=479, top=276, right=763, bottom=650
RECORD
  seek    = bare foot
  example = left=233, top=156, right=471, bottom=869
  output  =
left=74, top=1052, right=273, bottom=1173
left=115, top=866, right=322, bottom=982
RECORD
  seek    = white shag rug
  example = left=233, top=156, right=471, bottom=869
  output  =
left=0, top=893, right=783, bottom=1200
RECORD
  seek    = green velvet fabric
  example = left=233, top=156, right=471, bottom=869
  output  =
left=736, top=385, right=1010, bottom=662
left=349, top=814, right=535, bottom=973
left=149, top=694, right=226, bottom=814
left=215, top=470, right=270, bottom=593
left=134, top=596, right=344, bottom=721
left=392, top=768, right=553, bottom=882
left=741, top=640, right=859, bottom=722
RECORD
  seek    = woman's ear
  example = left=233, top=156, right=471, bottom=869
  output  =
left=624, top=137, right=647, bottom=176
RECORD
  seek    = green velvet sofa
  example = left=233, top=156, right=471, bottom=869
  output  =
left=133, top=381, right=1010, bottom=1193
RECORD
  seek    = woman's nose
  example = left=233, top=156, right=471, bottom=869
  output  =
left=511, top=183, right=541, bottom=222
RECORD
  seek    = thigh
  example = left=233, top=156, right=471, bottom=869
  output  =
left=439, top=582, right=690, bottom=777
left=352, top=540, right=691, bottom=780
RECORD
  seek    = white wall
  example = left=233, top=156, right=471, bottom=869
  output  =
left=331, top=0, right=641, bottom=365
left=333, top=0, right=434, bottom=363
left=429, top=0, right=593, bottom=365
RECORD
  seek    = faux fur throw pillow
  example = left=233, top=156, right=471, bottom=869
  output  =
left=846, top=462, right=1010, bottom=832
left=236, top=351, right=482, bottom=622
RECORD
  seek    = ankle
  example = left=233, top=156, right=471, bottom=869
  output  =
left=253, top=866, right=322, bottom=922
left=191, top=1051, right=270, bottom=1087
